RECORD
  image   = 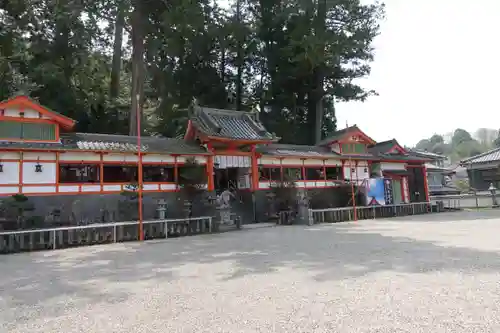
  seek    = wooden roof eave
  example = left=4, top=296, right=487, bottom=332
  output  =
left=260, top=153, right=341, bottom=160
left=201, top=134, right=277, bottom=145
left=0, top=95, right=76, bottom=130
left=0, top=146, right=212, bottom=156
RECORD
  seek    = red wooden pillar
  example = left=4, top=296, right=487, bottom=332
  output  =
left=206, top=155, right=215, bottom=191
left=250, top=145, right=259, bottom=191
left=99, top=152, right=104, bottom=192
left=401, top=176, right=406, bottom=203
left=422, top=164, right=430, bottom=202
left=279, top=158, right=284, bottom=182
left=174, top=155, right=179, bottom=189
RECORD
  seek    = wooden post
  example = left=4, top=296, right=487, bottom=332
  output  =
left=349, top=158, right=357, bottom=221
left=99, top=152, right=104, bottom=192
left=422, top=164, right=430, bottom=202
left=136, top=94, right=144, bottom=241
left=207, top=155, right=215, bottom=191
left=250, top=145, right=259, bottom=191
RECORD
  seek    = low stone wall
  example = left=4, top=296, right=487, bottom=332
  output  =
left=309, top=202, right=443, bottom=224
left=0, top=217, right=214, bottom=254
left=0, top=192, right=217, bottom=231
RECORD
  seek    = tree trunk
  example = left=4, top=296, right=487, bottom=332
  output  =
left=129, top=3, right=145, bottom=136
left=314, top=0, right=327, bottom=144
left=110, top=4, right=125, bottom=99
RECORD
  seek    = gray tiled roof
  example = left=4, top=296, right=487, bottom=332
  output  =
left=410, top=150, right=447, bottom=161
left=317, top=125, right=361, bottom=146
left=0, top=133, right=208, bottom=154
left=368, top=139, right=429, bottom=162
left=192, top=106, right=276, bottom=141
left=257, top=144, right=340, bottom=158
left=460, top=147, right=500, bottom=165
left=368, top=139, right=399, bottom=155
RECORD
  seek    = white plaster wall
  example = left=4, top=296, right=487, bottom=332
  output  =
left=0, top=152, right=20, bottom=159
left=324, top=159, right=341, bottom=166
left=0, top=186, right=18, bottom=195
left=381, top=162, right=406, bottom=171
left=22, top=162, right=56, bottom=184
left=59, top=185, right=79, bottom=193
left=104, top=153, right=138, bottom=162
left=23, top=152, right=56, bottom=161
left=258, top=157, right=279, bottom=165
left=280, top=158, right=302, bottom=165
left=4, top=107, right=49, bottom=119
left=303, top=159, right=323, bottom=166
left=142, top=154, right=175, bottom=163
left=355, top=166, right=369, bottom=183
left=59, top=152, right=101, bottom=162
left=23, top=186, right=56, bottom=193
left=343, top=166, right=354, bottom=180
left=0, top=161, right=19, bottom=184
left=330, top=143, right=340, bottom=153
left=4, top=108, right=20, bottom=117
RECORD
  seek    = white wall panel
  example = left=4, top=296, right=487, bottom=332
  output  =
left=103, top=153, right=138, bottom=162
left=22, top=162, right=56, bottom=184
left=59, top=152, right=101, bottom=162
left=0, top=161, right=19, bottom=184
left=142, top=154, right=175, bottom=163
left=23, top=186, right=56, bottom=193
left=23, top=152, right=56, bottom=161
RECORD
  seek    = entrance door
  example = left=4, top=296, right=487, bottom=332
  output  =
left=392, top=179, right=403, bottom=204
left=215, top=168, right=240, bottom=192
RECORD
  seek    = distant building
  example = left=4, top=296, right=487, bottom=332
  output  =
left=410, top=150, right=460, bottom=195
left=460, top=148, right=500, bottom=191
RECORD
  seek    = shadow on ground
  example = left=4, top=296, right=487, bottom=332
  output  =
left=393, top=209, right=500, bottom=222
left=2, top=211, right=500, bottom=316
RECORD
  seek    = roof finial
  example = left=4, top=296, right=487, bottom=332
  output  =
left=346, top=120, right=349, bottom=129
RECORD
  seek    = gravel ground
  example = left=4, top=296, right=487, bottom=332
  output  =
left=2, top=211, right=500, bottom=333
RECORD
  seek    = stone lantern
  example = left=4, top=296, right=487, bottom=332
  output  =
left=489, top=183, right=498, bottom=208
left=156, top=198, right=168, bottom=219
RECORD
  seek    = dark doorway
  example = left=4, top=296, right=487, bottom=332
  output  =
left=215, top=168, right=239, bottom=193
left=408, top=166, right=426, bottom=202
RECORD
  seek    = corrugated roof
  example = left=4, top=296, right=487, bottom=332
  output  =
left=460, top=147, right=500, bottom=165
left=0, top=133, right=208, bottom=155
left=192, top=106, right=276, bottom=141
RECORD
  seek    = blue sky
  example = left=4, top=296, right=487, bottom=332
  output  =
left=336, top=0, right=500, bottom=146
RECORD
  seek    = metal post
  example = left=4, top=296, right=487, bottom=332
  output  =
left=113, top=225, right=117, bottom=242
left=52, top=230, right=56, bottom=250
left=208, top=217, right=212, bottom=232
left=372, top=205, right=376, bottom=219
left=164, top=222, right=168, bottom=238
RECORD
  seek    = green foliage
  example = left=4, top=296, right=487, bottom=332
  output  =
left=494, top=129, right=500, bottom=148
left=178, top=157, right=207, bottom=202
left=415, top=128, right=498, bottom=163
left=0, top=0, right=384, bottom=143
